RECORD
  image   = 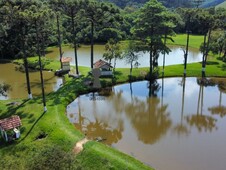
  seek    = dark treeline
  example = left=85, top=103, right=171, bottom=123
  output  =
left=0, top=0, right=225, bottom=65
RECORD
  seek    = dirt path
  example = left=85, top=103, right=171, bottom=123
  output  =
left=73, top=138, right=89, bottom=154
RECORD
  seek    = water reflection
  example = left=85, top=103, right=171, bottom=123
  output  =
left=173, top=77, right=190, bottom=136
left=186, top=83, right=217, bottom=132
left=208, top=79, right=226, bottom=118
left=67, top=77, right=226, bottom=170
left=0, top=63, right=63, bottom=100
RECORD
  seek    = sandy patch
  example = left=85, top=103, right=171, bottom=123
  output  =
left=73, top=138, right=89, bottom=154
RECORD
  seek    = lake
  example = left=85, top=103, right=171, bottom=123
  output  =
left=47, top=45, right=203, bottom=68
left=66, top=77, right=226, bottom=170
left=0, top=62, right=63, bottom=100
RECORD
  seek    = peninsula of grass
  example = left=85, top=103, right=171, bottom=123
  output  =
left=1, top=34, right=225, bottom=169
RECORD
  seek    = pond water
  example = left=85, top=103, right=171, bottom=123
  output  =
left=46, top=45, right=203, bottom=68
left=0, top=63, right=63, bottom=100
left=66, top=77, right=226, bottom=170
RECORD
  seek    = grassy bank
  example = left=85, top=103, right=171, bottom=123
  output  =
left=1, top=34, right=225, bottom=169
left=0, top=77, right=151, bottom=169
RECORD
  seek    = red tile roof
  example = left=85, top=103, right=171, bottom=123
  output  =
left=0, top=115, right=22, bottom=131
left=61, top=57, right=72, bottom=63
left=93, top=59, right=112, bottom=68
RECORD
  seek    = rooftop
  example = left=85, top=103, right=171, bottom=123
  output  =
left=61, top=57, right=72, bottom=63
left=93, top=59, right=112, bottom=68
left=0, top=115, right=22, bottom=131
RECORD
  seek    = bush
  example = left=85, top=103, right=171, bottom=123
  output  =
left=27, top=145, right=80, bottom=170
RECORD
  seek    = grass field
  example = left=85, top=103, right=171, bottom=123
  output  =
left=0, top=34, right=225, bottom=170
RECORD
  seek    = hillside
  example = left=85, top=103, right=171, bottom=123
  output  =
left=201, top=0, right=225, bottom=7
left=104, top=0, right=225, bottom=8
left=216, top=1, right=226, bottom=8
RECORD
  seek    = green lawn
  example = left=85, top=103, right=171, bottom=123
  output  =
left=167, top=34, right=204, bottom=49
left=0, top=34, right=225, bottom=170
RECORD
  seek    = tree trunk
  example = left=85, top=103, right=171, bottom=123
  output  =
left=91, top=21, right=94, bottom=70
left=57, top=14, right=63, bottom=69
left=204, top=29, right=212, bottom=67
left=71, top=11, right=79, bottom=75
left=130, top=62, right=133, bottom=79
left=22, top=26, right=32, bottom=99
left=184, top=31, right=190, bottom=77
left=150, top=50, right=153, bottom=78
left=202, top=33, right=207, bottom=78
left=35, top=21, right=47, bottom=112
left=162, top=32, right=167, bottom=74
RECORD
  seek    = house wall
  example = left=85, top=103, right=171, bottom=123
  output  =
left=101, top=71, right=112, bottom=76
left=62, top=62, right=70, bottom=71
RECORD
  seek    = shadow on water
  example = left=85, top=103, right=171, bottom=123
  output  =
left=0, top=60, right=11, bottom=64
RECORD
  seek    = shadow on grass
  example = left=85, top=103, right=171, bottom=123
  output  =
left=20, top=111, right=46, bottom=142
left=0, top=99, right=29, bottom=119
left=206, top=61, right=219, bottom=65
left=221, top=64, right=226, bottom=71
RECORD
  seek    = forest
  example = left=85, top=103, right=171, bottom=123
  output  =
left=0, top=0, right=226, bottom=75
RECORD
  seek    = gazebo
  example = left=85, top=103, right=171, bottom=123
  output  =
left=55, top=57, right=72, bottom=76
left=0, top=115, right=22, bottom=142
left=93, top=59, right=113, bottom=76
left=61, top=57, right=72, bottom=71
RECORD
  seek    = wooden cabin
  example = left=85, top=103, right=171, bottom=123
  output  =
left=55, top=57, right=72, bottom=76
left=61, top=57, right=72, bottom=71
left=93, top=59, right=113, bottom=76
left=0, top=115, right=22, bottom=142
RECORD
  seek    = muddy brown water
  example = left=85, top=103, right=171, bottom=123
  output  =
left=67, top=77, right=226, bottom=170
left=0, top=62, right=62, bottom=100
left=47, top=45, right=203, bottom=68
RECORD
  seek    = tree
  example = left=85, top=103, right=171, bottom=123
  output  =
left=132, top=0, right=175, bottom=79
left=2, top=0, right=35, bottom=99
left=57, top=0, right=82, bottom=75
left=27, top=2, right=54, bottom=112
left=123, top=41, right=141, bottom=78
left=49, top=0, right=64, bottom=69
left=103, top=39, right=122, bottom=73
left=199, top=7, right=226, bottom=76
left=81, top=0, right=123, bottom=70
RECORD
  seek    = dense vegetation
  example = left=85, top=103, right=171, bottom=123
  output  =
left=0, top=0, right=225, bottom=79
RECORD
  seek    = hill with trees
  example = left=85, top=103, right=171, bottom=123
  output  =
left=103, top=0, right=225, bottom=8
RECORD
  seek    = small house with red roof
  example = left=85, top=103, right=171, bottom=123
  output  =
left=0, top=115, right=22, bottom=142
left=93, top=59, right=113, bottom=76
left=61, top=57, right=72, bottom=71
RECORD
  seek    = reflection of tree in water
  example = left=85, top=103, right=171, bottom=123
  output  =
left=186, top=80, right=217, bottom=132
left=208, top=81, right=226, bottom=118
left=0, top=83, right=11, bottom=97
left=147, top=80, right=160, bottom=97
left=74, top=91, right=124, bottom=145
left=174, top=77, right=190, bottom=136
left=125, top=80, right=171, bottom=144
